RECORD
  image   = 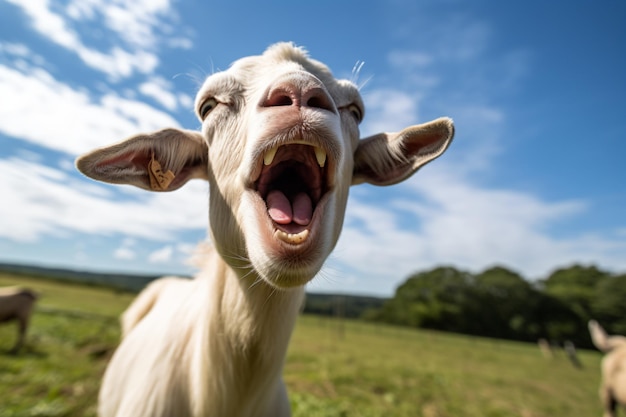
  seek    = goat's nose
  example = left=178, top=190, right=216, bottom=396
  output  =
left=261, top=73, right=337, bottom=114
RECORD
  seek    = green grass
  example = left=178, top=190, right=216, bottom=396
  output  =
left=287, top=318, right=603, bottom=416
left=0, top=274, right=134, bottom=417
left=0, top=274, right=606, bottom=417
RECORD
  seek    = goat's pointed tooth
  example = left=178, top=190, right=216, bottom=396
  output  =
left=314, top=147, right=326, bottom=168
left=264, top=146, right=278, bottom=166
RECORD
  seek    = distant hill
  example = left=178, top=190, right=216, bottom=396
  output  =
left=0, top=262, right=160, bottom=292
left=303, top=293, right=386, bottom=319
left=0, top=262, right=387, bottom=319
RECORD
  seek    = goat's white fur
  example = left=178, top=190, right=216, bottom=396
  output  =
left=589, top=320, right=626, bottom=417
left=76, top=42, right=454, bottom=417
left=119, top=276, right=189, bottom=338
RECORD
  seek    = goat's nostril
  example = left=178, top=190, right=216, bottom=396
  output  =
left=306, top=96, right=323, bottom=108
left=305, top=94, right=334, bottom=112
left=265, top=91, right=294, bottom=107
left=263, top=84, right=298, bottom=108
left=276, top=96, right=293, bottom=106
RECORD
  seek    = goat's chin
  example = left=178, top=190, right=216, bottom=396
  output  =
left=258, top=262, right=321, bottom=289
left=247, top=242, right=326, bottom=289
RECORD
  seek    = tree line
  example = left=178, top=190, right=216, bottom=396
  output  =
left=364, top=264, right=626, bottom=349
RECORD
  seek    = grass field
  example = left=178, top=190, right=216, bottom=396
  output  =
left=0, top=273, right=606, bottom=417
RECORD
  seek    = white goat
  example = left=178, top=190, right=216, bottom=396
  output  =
left=76, top=42, right=455, bottom=417
left=0, top=287, right=38, bottom=353
left=589, top=320, right=626, bottom=417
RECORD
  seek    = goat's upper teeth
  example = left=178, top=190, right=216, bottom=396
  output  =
left=264, top=146, right=278, bottom=166
left=314, top=147, right=326, bottom=168
left=264, top=144, right=326, bottom=167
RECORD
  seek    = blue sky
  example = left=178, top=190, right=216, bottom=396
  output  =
left=0, top=0, right=624, bottom=296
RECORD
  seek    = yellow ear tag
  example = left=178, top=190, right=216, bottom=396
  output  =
left=148, top=152, right=176, bottom=191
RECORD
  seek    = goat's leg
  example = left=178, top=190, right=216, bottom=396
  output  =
left=600, top=384, right=617, bottom=417
left=9, top=317, right=27, bottom=354
left=266, top=380, right=291, bottom=417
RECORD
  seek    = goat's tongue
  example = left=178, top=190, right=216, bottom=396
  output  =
left=266, top=190, right=312, bottom=226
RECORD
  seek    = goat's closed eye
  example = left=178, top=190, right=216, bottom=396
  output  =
left=347, top=104, right=363, bottom=123
left=199, top=98, right=219, bottom=120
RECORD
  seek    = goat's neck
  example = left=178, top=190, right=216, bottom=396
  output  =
left=207, top=251, right=304, bottom=347
left=191, top=248, right=304, bottom=415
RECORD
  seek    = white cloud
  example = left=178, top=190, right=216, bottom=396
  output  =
left=1, top=42, right=35, bottom=59
left=114, top=238, right=138, bottom=260
left=4, top=0, right=154, bottom=79
left=0, top=42, right=48, bottom=70
left=178, top=93, right=194, bottom=109
left=0, top=64, right=181, bottom=155
left=0, top=157, right=208, bottom=243
left=407, top=170, right=586, bottom=270
left=167, top=37, right=193, bottom=50
left=330, top=168, right=626, bottom=295
left=176, top=243, right=198, bottom=256
left=361, top=89, right=419, bottom=136
left=4, top=0, right=190, bottom=79
left=139, top=77, right=179, bottom=111
left=78, top=47, right=159, bottom=80
left=148, top=245, right=174, bottom=263
left=114, top=247, right=136, bottom=260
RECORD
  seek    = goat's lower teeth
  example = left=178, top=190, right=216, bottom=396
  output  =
left=314, top=147, right=327, bottom=168
left=264, top=146, right=278, bottom=166
left=276, top=229, right=309, bottom=244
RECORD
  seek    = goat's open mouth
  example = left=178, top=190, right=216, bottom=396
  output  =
left=253, top=142, right=330, bottom=245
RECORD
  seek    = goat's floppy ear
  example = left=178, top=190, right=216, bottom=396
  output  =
left=76, top=128, right=209, bottom=192
left=352, top=117, right=454, bottom=186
